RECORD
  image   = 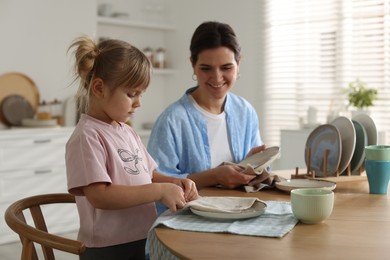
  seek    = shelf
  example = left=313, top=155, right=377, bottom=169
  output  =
left=153, top=68, right=176, bottom=75
left=97, top=16, right=175, bottom=31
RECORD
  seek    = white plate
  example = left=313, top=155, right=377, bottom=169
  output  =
left=331, top=116, right=356, bottom=175
left=347, top=120, right=367, bottom=175
left=239, top=146, right=280, bottom=173
left=275, top=179, right=336, bottom=192
left=190, top=201, right=267, bottom=220
left=352, top=113, right=377, bottom=146
left=21, top=118, right=58, bottom=127
left=305, top=124, right=342, bottom=177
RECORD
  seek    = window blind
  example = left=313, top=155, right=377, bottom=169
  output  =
left=263, top=0, right=390, bottom=146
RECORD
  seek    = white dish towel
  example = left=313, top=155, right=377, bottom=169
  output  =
left=185, top=196, right=262, bottom=213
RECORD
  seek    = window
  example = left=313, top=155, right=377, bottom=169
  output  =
left=263, top=0, right=390, bottom=146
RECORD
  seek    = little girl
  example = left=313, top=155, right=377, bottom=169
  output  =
left=65, top=36, right=198, bottom=260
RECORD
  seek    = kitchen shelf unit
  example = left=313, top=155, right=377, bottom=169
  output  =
left=97, top=16, right=177, bottom=76
left=152, top=68, right=176, bottom=76
left=97, top=16, right=175, bottom=31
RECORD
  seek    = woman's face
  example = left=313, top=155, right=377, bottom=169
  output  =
left=193, top=47, right=239, bottom=100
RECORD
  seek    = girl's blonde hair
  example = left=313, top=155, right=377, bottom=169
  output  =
left=68, top=36, right=152, bottom=113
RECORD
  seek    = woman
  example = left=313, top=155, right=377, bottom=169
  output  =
left=147, top=21, right=265, bottom=194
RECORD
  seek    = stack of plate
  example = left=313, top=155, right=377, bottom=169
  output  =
left=188, top=196, right=267, bottom=220
left=21, top=118, right=58, bottom=127
left=304, top=114, right=377, bottom=177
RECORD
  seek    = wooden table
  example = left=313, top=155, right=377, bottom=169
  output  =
left=153, top=170, right=390, bottom=259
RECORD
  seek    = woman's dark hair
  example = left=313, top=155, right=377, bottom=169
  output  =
left=190, top=21, right=241, bottom=65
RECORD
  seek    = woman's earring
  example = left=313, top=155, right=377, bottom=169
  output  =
left=192, top=74, right=197, bottom=81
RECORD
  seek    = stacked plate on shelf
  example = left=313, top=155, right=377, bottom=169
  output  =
left=304, top=114, right=378, bottom=177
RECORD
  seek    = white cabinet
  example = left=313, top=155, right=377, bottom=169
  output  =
left=272, top=129, right=314, bottom=170
left=0, top=127, right=79, bottom=244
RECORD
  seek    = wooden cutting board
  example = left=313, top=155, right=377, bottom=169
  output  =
left=0, top=72, right=40, bottom=126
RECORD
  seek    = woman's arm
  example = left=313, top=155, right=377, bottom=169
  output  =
left=187, top=164, right=256, bottom=190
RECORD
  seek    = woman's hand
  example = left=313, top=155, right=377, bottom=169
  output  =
left=246, top=144, right=266, bottom=158
left=214, top=164, right=256, bottom=189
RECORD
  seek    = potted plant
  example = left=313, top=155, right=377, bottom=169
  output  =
left=346, top=79, right=378, bottom=111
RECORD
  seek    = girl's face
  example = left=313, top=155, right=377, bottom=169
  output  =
left=193, top=47, right=239, bottom=100
left=100, top=84, right=144, bottom=125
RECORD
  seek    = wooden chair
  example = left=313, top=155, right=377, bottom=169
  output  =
left=4, top=193, right=85, bottom=260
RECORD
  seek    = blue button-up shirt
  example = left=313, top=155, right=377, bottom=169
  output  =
left=147, top=86, right=263, bottom=178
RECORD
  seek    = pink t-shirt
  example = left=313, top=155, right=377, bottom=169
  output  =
left=66, top=114, right=158, bottom=247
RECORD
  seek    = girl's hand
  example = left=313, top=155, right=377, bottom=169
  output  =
left=173, top=178, right=199, bottom=202
left=159, top=183, right=187, bottom=212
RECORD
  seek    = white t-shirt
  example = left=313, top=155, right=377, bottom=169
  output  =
left=66, top=114, right=157, bottom=247
left=189, top=96, right=233, bottom=167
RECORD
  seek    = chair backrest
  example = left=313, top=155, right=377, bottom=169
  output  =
left=4, top=193, right=85, bottom=260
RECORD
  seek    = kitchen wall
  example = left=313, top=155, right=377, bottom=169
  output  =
left=0, top=0, right=96, bottom=101
left=0, top=0, right=265, bottom=132
left=164, top=0, right=265, bottom=119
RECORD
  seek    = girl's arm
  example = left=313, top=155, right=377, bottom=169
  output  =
left=83, top=181, right=186, bottom=212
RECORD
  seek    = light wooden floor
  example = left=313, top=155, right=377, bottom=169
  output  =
left=0, top=232, right=79, bottom=260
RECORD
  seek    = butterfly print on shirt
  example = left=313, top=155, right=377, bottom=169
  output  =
left=118, top=148, right=143, bottom=175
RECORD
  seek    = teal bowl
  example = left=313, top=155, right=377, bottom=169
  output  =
left=365, top=145, right=390, bottom=161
